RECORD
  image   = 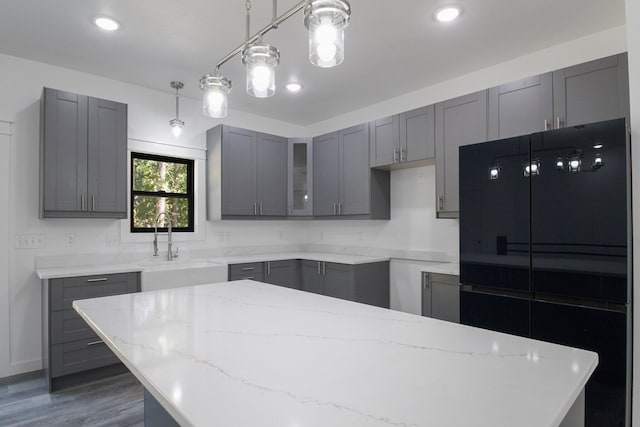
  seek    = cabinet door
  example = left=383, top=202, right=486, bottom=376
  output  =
left=300, top=260, right=323, bottom=294
left=288, top=138, right=313, bottom=216
left=221, top=126, right=257, bottom=215
left=340, top=123, right=370, bottom=215
left=87, top=97, right=127, bottom=216
left=488, top=73, right=553, bottom=140
left=430, top=274, right=460, bottom=323
left=369, top=115, right=399, bottom=167
left=313, top=131, right=341, bottom=216
left=264, top=260, right=299, bottom=289
left=42, top=88, right=88, bottom=214
left=553, top=53, right=630, bottom=127
left=322, top=263, right=355, bottom=301
left=257, top=133, right=287, bottom=216
left=400, top=106, right=435, bottom=162
left=435, top=90, right=488, bottom=217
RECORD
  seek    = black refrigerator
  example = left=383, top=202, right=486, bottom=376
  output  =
left=459, top=118, right=630, bottom=427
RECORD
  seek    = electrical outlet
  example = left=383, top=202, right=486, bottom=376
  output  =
left=15, top=234, right=45, bottom=249
left=105, top=234, right=119, bottom=246
left=65, top=233, right=75, bottom=246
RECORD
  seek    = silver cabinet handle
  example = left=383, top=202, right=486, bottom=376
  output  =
left=333, top=203, right=337, bottom=215
left=87, top=340, right=103, bottom=346
left=92, top=195, right=95, bottom=211
left=317, top=261, right=321, bottom=274
left=241, top=267, right=255, bottom=271
left=322, top=262, right=326, bottom=275
left=87, top=278, right=108, bottom=283
left=393, top=147, right=398, bottom=163
left=544, top=119, right=549, bottom=131
left=241, top=276, right=255, bottom=280
left=338, top=202, right=342, bottom=215
left=556, top=116, right=561, bottom=129
left=80, top=194, right=85, bottom=211
left=259, top=203, right=263, bottom=215
left=423, top=275, right=430, bottom=290
left=267, top=261, right=271, bottom=276
left=438, top=195, right=444, bottom=211
left=400, top=147, right=406, bottom=162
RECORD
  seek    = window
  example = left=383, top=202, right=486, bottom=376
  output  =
left=130, top=152, right=194, bottom=233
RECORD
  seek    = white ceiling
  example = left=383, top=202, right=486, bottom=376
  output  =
left=0, top=0, right=626, bottom=125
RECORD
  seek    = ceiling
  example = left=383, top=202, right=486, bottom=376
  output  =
left=0, top=0, right=626, bottom=126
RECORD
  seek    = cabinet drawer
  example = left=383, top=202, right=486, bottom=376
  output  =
left=50, top=309, right=98, bottom=345
left=229, top=262, right=264, bottom=280
left=50, top=337, right=119, bottom=378
left=50, top=272, right=139, bottom=311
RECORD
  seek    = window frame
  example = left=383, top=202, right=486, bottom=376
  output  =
left=130, top=151, right=195, bottom=233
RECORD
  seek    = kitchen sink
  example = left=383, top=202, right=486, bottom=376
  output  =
left=139, top=258, right=228, bottom=292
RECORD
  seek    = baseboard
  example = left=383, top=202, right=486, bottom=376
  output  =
left=9, top=358, right=43, bottom=377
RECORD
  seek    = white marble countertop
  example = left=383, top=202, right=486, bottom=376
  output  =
left=74, top=280, right=597, bottom=427
left=36, top=252, right=390, bottom=280
left=420, top=262, right=460, bottom=276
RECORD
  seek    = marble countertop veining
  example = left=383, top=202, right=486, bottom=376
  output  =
left=36, top=252, right=391, bottom=280
left=74, top=280, right=597, bottom=427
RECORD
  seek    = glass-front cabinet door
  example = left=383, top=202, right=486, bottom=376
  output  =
left=288, top=138, right=313, bottom=216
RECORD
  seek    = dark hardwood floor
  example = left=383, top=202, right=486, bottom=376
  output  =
left=0, top=371, right=143, bottom=426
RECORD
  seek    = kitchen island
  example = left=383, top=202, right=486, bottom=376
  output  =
left=73, top=280, right=596, bottom=427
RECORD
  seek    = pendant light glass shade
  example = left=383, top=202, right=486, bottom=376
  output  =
left=304, top=0, right=351, bottom=68
left=199, top=73, right=232, bottom=118
left=169, top=81, right=185, bottom=138
left=242, top=42, right=279, bottom=98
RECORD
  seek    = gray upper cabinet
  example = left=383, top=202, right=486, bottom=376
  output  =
left=369, top=106, right=435, bottom=168
left=400, top=106, right=435, bottom=163
left=488, top=73, right=553, bottom=140
left=288, top=138, right=313, bottom=216
left=208, top=125, right=287, bottom=218
left=40, top=88, right=127, bottom=219
left=221, top=126, right=257, bottom=216
left=256, top=132, right=287, bottom=216
left=553, top=53, right=630, bottom=128
left=314, top=124, right=389, bottom=219
left=435, top=90, right=488, bottom=218
left=369, top=115, right=399, bottom=167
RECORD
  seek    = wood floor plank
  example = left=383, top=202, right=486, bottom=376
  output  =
left=0, top=372, right=143, bottom=426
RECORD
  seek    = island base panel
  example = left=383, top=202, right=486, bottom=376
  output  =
left=144, top=389, right=180, bottom=426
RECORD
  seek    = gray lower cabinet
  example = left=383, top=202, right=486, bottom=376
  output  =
left=207, top=125, right=287, bottom=219
left=422, top=272, right=459, bottom=323
left=435, top=90, right=488, bottom=218
left=228, top=262, right=265, bottom=281
left=370, top=107, right=435, bottom=168
left=300, top=260, right=390, bottom=308
left=264, top=260, right=299, bottom=289
left=552, top=53, right=629, bottom=128
left=314, top=124, right=390, bottom=219
left=43, top=272, right=140, bottom=391
left=40, top=88, right=127, bottom=218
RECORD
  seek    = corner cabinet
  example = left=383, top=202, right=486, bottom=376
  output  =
left=435, top=90, right=488, bottom=218
left=313, top=124, right=390, bottom=219
left=206, top=125, right=287, bottom=219
left=40, top=88, right=127, bottom=218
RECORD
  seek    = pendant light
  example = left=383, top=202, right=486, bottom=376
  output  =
left=198, top=0, right=352, bottom=116
left=169, top=81, right=185, bottom=138
left=199, top=73, right=232, bottom=118
left=304, top=0, right=351, bottom=68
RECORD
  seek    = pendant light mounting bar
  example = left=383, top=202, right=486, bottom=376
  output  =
left=215, top=0, right=307, bottom=72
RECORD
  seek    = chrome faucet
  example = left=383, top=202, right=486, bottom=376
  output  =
left=153, top=212, right=178, bottom=261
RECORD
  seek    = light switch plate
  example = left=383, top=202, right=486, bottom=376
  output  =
left=15, top=234, right=45, bottom=249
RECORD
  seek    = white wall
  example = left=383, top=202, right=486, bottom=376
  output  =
left=0, top=23, right=630, bottom=378
left=0, top=124, right=11, bottom=378
left=624, top=0, right=639, bottom=422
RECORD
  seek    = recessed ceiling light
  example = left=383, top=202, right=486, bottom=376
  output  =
left=434, top=5, right=462, bottom=23
left=286, top=82, right=302, bottom=93
left=94, top=16, right=120, bottom=31
left=593, top=144, right=603, bottom=149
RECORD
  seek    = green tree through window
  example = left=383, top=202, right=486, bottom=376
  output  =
left=131, top=152, right=194, bottom=232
